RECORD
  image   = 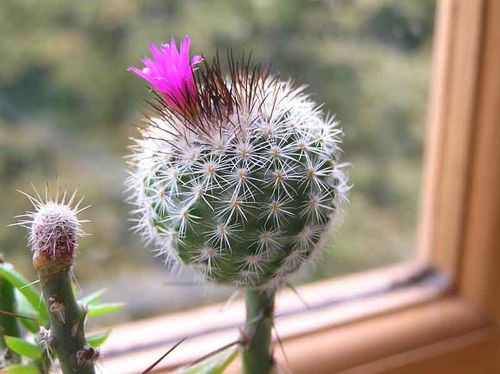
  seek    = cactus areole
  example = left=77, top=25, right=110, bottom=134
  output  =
left=129, top=36, right=348, bottom=290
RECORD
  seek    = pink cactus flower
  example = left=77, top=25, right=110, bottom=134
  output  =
left=129, top=36, right=202, bottom=113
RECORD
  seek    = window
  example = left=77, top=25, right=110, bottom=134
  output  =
left=101, top=0, right=500, bottom=372
left=3, top=0, right=500, bottom=372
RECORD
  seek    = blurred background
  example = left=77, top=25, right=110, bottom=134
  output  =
left=0, top=0, right=435, bottom=325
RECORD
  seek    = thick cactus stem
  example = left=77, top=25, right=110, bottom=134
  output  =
left=34, top=254, right=97, bottom=374
left=242, top=288, right=275, bottom=374
left=0, top=258, right=21, bottom=365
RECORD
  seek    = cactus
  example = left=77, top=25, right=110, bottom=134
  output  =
left=129, top=36, right=348, bottom=373
left=18, top=185, right=98, bottom=374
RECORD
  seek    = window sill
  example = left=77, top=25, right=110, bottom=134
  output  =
left=96, top=261, right=490, bottom=373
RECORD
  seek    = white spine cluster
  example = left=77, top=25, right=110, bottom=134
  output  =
left=16, top=186, right=87, bottom=259
left=128, top=78, right=348, bottom=289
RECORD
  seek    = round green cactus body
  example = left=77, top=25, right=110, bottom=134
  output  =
left=130, top=71, right=347, bottom=289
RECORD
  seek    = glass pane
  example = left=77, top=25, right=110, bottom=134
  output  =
left=0, top=0, right=436, bottom=324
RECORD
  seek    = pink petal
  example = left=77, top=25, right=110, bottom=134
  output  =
left=129, top=35, right=200, bottom=113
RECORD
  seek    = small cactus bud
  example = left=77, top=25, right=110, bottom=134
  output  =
left=31, top=202, right=78, bottom=259
left=15, top=183, right=88, bottom=275
left=128, top=37, right=349, bottom=290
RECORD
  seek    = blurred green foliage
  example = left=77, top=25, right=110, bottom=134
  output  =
left=0, top=0, right=435, bottom=321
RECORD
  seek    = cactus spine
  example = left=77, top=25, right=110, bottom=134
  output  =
left=129, top=38, right=348, bottom=373
left=20, top=186, right=98, bottom=374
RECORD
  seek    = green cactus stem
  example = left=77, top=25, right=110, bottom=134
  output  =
left=34, top=255, right=97, bottom=374
left=242, top=288, right=275, bottom=374
left=0, top=257, right=21, bottom=365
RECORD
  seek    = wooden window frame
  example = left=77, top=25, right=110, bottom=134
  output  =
left=101, top=0, right=500, bottom=372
